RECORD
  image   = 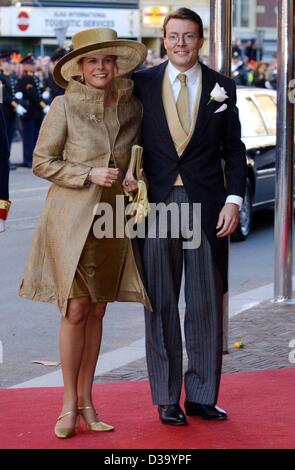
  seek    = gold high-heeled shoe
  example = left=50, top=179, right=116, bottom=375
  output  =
left=54, top=410, right=77, bottom=439
left=77, top=406, right=114, bottom=432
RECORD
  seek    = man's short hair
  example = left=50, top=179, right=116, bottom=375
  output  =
left=163, top=8, right=204, bottom=39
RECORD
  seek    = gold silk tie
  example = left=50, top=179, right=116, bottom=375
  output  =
left=176, top=73, right=190, bottom=134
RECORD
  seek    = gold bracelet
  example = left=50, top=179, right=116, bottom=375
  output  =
left=0, top=200, right=11, bottom=212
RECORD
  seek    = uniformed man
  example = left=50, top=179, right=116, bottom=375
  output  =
left=0, top=51, right=26, bottom=170
left=17, top=53, right=49, bottom=167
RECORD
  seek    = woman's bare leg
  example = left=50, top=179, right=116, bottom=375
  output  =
left=77, top=302, right=107, bottom=422
left=56, top=296, right=91, bottom=431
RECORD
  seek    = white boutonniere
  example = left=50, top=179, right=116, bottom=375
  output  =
left=207, top=83, right=228, bottom=105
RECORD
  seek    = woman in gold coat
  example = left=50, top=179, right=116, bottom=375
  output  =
left=19, top=28, right=150, bottom=438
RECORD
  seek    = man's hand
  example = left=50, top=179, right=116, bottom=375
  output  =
left=216, top=203, right=240, bottom=237
left=15, top=104, right=27, bottom=116
left=42, top=90, right=50, bottom=100
left=14, top=91, right=23, bottom=100
left=43, top=105, right=50, bottom=115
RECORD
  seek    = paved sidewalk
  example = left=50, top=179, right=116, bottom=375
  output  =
left=94, top=299, right=295, bottom=384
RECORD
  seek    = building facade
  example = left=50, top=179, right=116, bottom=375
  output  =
left=139, top=1, right=277, bottom=61
left=233, top=0, right=277, bottom=60
left=0, top=0, right=140, bottom=56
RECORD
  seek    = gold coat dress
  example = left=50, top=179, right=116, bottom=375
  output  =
left=19, top=78, right=151, bottom=315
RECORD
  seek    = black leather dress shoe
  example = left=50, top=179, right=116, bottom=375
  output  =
left=158, top=404, right=187, bottom=425
left=184, top=401, right=227, bottom=420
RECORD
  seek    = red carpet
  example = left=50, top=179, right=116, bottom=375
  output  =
left=0, top=368, right=294, bottom=449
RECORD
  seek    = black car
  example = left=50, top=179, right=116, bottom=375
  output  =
left=232, top=87, right=277, bottom=240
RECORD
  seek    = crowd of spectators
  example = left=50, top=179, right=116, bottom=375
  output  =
left=141, top=39, right=277, bottom=90
left=230, top=38, right=277, bottom=89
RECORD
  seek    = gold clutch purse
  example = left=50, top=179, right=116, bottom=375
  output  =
left=124, top=145, right=150, bottom=224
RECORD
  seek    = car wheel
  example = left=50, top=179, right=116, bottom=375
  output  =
left=231, top=179, right=252, bottom=241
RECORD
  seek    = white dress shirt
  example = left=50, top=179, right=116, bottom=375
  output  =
left=167, top=61, right=243, bottom=209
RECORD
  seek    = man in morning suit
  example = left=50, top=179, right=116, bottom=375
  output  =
left=129, top=8, right=247, bottom=425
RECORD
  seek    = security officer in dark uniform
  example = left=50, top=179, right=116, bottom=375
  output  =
left=231, top=52, right=250, bottom=86
left=17, top=53, right=49, bottom=167
left=0, top=51, right=26, bottom=152
left=45, top=47, right=69, bottom=103
left=0, top=104, right=11, bottom=232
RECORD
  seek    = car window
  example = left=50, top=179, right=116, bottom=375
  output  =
left=237, top=96, right=267, bottom=137
left=254, top=95, right=276, bottom=135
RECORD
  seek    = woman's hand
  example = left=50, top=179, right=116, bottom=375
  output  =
left=89, top=167, right=119, bottom=187
left=122, top=168, right=138, bottom=193
left=123, top=168, right=147, bottom=193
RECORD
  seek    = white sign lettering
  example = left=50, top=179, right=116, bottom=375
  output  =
left=0, top=7, right=139, bottom=38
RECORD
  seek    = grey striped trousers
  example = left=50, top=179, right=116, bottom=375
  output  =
left=142, top=187, right=223, bottom=406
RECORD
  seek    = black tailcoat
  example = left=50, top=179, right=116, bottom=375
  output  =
left=133, top=61, right=247, bottom=292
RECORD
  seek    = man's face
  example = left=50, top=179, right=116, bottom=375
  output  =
left=163, top=19, right=204, bottom=72
left=24, top=63, right=36, bottom=73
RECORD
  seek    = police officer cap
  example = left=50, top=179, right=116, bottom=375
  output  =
left=50, top=46, right=72, bottom=62
left=20, top=53, right=37, bottom=65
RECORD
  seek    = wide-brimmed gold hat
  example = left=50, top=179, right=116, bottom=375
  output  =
left=53, top=28, right=147, bottom=88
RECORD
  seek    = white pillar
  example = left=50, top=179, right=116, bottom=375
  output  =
left=209, top=0, right=232, bottom=352
left=274, top=0, right=295, bottom=302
